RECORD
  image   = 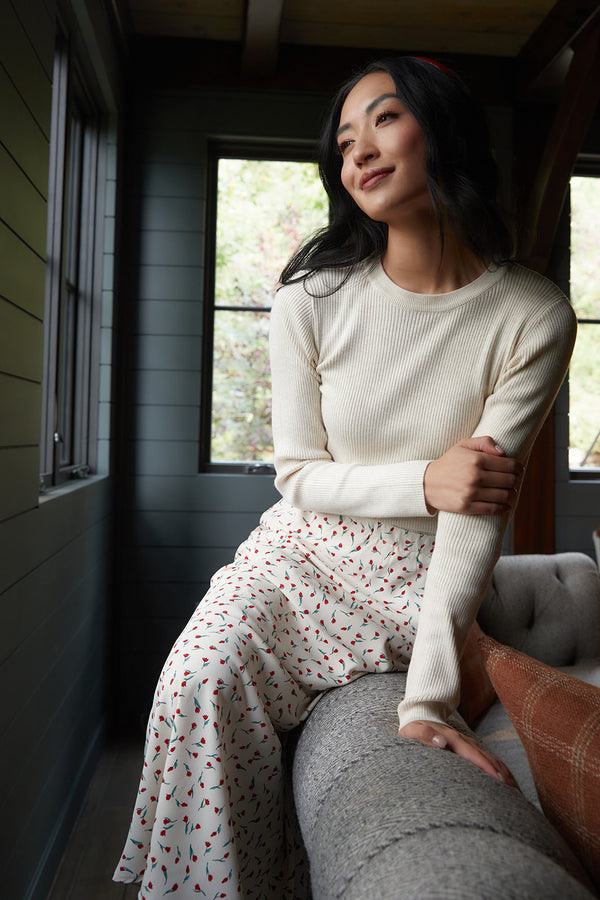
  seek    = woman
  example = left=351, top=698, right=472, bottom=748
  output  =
left=115, top=56, right=576, bottom=899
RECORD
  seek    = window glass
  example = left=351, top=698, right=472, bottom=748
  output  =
left=40, top=33, right=102, bottom=489
left=569, top=175, right=600, bottom=471
left=209, top=157, right=328, bottom=466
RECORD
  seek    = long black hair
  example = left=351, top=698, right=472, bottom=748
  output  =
left=280, top=56, right=512, bottom=285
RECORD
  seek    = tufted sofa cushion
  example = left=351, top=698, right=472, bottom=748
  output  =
left=477, top=552, right=600, bottom=666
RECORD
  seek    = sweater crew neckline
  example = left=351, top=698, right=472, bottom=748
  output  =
left=368, top=258, right=508, bottom=311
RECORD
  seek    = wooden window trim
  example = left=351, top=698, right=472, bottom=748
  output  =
left=40, top=26, right=105, bottom=491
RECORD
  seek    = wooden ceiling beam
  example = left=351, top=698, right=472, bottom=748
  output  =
left=518, top=0, right=600, bottom=97
left=241, top=0, right=283, bottom=79
left=130, top=36, right=515, bottom=103
left=519, top=22, right=600, bottom=272
left=109, top=0, right=134, bottom=56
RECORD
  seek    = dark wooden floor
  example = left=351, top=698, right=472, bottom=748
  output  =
left=47, top=741, right=144, bottom=900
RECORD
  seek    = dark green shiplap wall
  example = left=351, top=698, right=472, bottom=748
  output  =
left=115, top=90, right=328, bottom=727
left=114, top=60, right=600, bottom=743
left=0, top=0, right=50, bottom=518
left=115, top=89, right=597, bottom=729
left=0, top=2, right=120, bottom=898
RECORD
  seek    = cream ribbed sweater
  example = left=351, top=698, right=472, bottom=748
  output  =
left=269, top=259, right=576, bottom=727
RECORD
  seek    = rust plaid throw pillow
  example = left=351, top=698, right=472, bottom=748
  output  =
left=479, top=635, right=600, bottom=890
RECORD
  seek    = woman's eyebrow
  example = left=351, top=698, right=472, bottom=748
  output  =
left=336, top=92, right=399, bottom=139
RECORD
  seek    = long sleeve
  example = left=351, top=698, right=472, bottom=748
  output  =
left=269, top=261, right=576, bottom=731
left=270, top=283, right=433, bottom=519
left=397, top=297, right=577, bottom=727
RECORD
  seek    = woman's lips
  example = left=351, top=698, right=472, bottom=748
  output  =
left=360, top=167, right=394, bottom=190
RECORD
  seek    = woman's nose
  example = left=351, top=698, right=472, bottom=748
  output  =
left=352, top=133, right=378, bottom=165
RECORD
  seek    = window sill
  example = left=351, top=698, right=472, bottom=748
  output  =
left=39, top=473, right=110, bottom=504
left=569, top=468, right=600, bottom=482
left=199, top=463, right=275, bottom=475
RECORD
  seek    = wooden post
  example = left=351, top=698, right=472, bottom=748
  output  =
left=512, top=20, right=600, bottom=553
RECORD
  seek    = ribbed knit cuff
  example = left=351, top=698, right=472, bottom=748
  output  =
left=397, top=699, right=449, bottom=730
left=388, top=459, right=434, bottom=519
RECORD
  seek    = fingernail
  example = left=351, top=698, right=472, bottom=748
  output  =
left=494, top=444, right=504, bottom=453
left=432, top=736, right=447, bottom=748
left=495, top=770, right=505, bottom=782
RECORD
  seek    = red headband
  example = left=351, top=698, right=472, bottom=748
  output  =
left=412, top=56, right=454, bottom=77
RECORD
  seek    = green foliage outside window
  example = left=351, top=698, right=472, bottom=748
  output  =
left=569, top=176, right=600, bottom=469
left=212, top=158, right=328, bottom=464
left=211, top=166, right=600, bottom=470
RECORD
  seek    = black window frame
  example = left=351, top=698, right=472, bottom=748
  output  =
left=569, top=157, right=600, bottom=481
left=40, top=26, right=104, bottom=491
left=199, top=139, right=321, bottom=475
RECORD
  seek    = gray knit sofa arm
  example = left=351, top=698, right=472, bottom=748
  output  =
left=291, top=553, right=600, bottom=900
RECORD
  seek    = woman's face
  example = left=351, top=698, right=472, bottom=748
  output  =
left=337, top=72, right=430, bottom=226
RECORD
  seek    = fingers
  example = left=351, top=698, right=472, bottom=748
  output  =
left=453, top=482, right=520, bottom=517
left=459, top=437, right=524, bottom=476
left=473, top=487, right=516, bottom=506
left=494, top=757, right=519, bottom=789
left=467, top=483, right=520, bottom=513
left=398, top=721, right=519, bottom=788
left=420, top=723, right=517, bottom=786
left=423, top=440, right=524, bottom=516
left=476, top=454, right=524, bottom=477
left=440, top=729, right=507, bottom=783
left=477, top=469, right=522, bottom=490
left=459, top=446, right=524, bottom=512
left=468, top=467, right=524, bottom=514
left=459, top=436, right=505, bottom=456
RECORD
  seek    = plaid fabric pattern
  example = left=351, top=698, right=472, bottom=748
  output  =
left=479, top=635, right=600, bottom=891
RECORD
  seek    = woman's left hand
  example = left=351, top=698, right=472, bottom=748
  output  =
left=398, top=720, right=518, bottom=788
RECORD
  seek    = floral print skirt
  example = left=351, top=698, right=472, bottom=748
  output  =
left=114, top=499, right=434, bottom=899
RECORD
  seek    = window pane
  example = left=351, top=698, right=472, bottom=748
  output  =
left=215, top=158, right=327, bottom=310
left=211, top=158, right=328, bottom=463
left=570, top=176, right=600, bottom=319
left=56, top=285, right=77, bottom=467
left=212, top=309, right=272, bottom=463
left=65, top=112, right=83, bottom=287
left=569, top=322, right=600, bottom=468
left=56, top=112, right=84, bottom=470
left=569, top=175, right=600, bottom=470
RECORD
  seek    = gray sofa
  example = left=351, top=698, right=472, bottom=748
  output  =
left=291, top=552, right=600, bottom=899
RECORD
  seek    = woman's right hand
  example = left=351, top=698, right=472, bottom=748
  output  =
left=423, top=436, right=524, bottom=516
left=398, top=719, right=519, bottom=788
